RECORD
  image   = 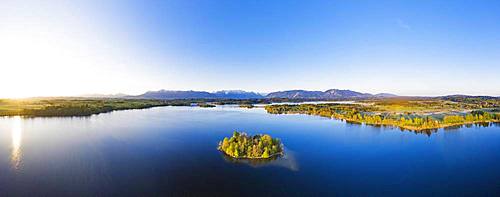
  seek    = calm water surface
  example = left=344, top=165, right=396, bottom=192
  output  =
left=0, top=106, right=499, bottom=196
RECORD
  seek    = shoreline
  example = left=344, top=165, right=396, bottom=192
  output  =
left=277, top=111, right=500, bottom=131
left=217, top=148, right=284, bottom=159
left=349, top=119, right=500, bottom=131
left=0, top=105, right=170, bottom=118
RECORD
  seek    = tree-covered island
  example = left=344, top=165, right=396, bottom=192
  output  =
left=198, top=103, right=216, bottom=108
left=239, top=104, right=255, bottom=108
left=218, top=131, right=284, bottom=159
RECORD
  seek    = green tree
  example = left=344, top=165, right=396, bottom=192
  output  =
left=262, top=147, right=270, bottom=158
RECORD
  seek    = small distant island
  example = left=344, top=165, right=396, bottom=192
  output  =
left=218, top=131, right=284, bottom=159
left=198, top=103, right=216, bottom=108
left=239, top=104, right=255, bottom=108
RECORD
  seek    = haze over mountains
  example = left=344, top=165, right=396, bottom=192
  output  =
left=138, top=90, right=264, bottom=99
left=134, top=89, right=398, bottom=100
left=75, top=90, right=498, bottom=100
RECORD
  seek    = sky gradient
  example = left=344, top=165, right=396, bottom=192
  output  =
left=1, top=0, right=499, bottom=98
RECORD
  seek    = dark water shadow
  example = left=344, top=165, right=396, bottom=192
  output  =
left=443, top=125, right=464, bottom=131
left=220, top=148, right=299, bottom=171
left=342, top=120, right=500, bottom=137
left=443, top=122, right=495, bottom=131
left=344, top=120, right=439, bottom=136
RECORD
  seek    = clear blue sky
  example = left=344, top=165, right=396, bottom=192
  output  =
left=1, top=0, right=499, bottom=97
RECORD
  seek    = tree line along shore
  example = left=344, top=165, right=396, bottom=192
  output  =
left=264, top=102, right=500, bottom=131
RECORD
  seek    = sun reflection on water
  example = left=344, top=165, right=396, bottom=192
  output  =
left=11, top=116, right=23, bottom=171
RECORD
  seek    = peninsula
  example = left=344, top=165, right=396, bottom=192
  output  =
left=265, top=98, right=500, bottom=131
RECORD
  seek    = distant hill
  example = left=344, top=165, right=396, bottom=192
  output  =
left=80, top=93, right=129, bottom=98
left=265, top=90, right=324, bottom=99
left=323, top=89, right=372, bottom=98
left=439, top=95, right=499, bottom=102
left=212, top=90, right=264, bottom=99
left=138, top=90, right=263, bottom=99
left=266, top=89, right=386, bottom=99
left=139, top=90, right=214, bottom=99
left=374, top=93, right=398, bottom=98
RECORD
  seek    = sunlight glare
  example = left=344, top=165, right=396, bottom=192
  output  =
left=11, top=116, right=23, bottom=171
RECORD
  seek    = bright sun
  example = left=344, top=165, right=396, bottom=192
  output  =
left=0, top=23, right=129, bottom=98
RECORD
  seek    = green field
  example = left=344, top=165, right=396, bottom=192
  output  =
left=0, top=98, right=178, bottom=117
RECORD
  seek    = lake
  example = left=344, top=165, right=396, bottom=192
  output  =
left=1, top=106, right=499, bottom=196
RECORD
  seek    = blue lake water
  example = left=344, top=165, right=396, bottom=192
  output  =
left=0, top=106, right=499, bottom=196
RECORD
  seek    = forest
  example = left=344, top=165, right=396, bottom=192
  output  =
left=0, top=98, right=174, bottom=117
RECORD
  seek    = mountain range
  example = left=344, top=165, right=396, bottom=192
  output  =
left=139, top=90, right=264, bottom=99
left=133, top=89, right=397, bottom=100
left=266, top=89, right=378, bottom=99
